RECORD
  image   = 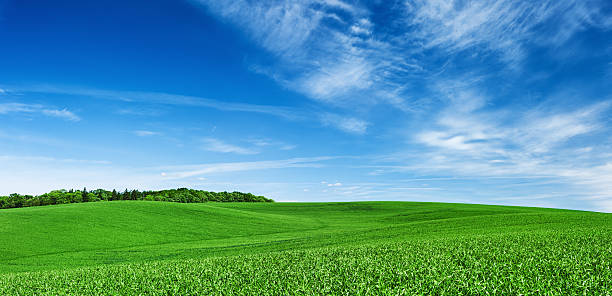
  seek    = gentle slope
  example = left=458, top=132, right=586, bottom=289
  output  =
left=0, top=201, right=610, bottom=294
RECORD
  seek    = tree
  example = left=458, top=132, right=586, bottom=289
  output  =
left=82, top=187, right=89, bottom=202
left=0, top=188, right=273, bottom=209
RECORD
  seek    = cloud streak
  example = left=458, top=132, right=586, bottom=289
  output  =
left=202, top=138, right=258, bottom=155
left=0, top=102, right=80, bottom=121
left=133, top=130, right=160, bottom=137
left=158, top=156, right=334, bottom=179
left=192, top=0, right=417, bottom=111
left=192, top=0, right=611, bottom=111
left=404, top=0, right=602, bottom=64
left=319, top=113, right=368, bottom=134
left=404, top=83, right=612, bottom=211
left=5, top=85, right=370, bottom=134
left=9, top=85, right=300, bottom=120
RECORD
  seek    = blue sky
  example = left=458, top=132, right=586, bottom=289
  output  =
left=1, top=0, right=611, bottom=212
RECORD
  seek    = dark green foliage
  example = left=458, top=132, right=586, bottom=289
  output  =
left=0, top=188, right=273, bottom=209
left=81, top=187, right=89, bottom=203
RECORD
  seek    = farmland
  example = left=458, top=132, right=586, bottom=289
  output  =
left=0, top=201, right=610, bottom=294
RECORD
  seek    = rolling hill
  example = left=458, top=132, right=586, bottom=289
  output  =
left=0, top=201, right=610, bottom=294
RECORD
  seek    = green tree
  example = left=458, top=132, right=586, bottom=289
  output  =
left=82, top=187, right=89, bottom=202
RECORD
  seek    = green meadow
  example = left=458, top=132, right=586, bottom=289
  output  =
left=0, top=201, right=610, bottom=294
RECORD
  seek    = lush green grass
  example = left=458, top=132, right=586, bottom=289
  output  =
left=0, top=201, right=610, bottom=294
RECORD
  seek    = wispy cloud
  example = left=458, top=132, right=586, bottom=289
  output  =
left=159, top=156, right=334, bottom=179
left=319, top=113, right=368, bottom=134
left=7, top=84, right=369, bottom=134
left=202, top=138, right=258, bottom=155
left=0, top=102, right=80, bottom=121
left=40, top=109, right=81, bottom=121
left=116, top=107, right=165, bottom=117
left=247, top=138, right=296, bottom=150
left=192, top=0, right=417, bottom=111
left=416, top=96, right=609, bottom=159
left=133, top=130, right=160, bottom=137
left=402, top=82, right=612, bottom=210
left=405, top=0, right=611, bottom=65
left=10, top=85, right=300, bottom=120
left=0, top=103, right=35, bottom=114
left=191, top=0, right=611, bottom=111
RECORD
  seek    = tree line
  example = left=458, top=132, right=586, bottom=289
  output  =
left=0, top=188, right=273, bottom=209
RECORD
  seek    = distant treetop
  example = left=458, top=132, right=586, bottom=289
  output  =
left=0, top=188, right=273, bottom=209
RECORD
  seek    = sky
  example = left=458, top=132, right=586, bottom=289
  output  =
left=0, top=0, right=611, bottom=212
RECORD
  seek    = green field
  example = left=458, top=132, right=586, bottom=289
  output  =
left=0, top=201, right=610, bottom=295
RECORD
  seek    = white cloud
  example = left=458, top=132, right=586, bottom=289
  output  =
left=202, top=138, right=258, bottom=155
left=133, top=130, right=160, bottom=137
left=417, top=131, right=483, bottom=151
left=319, top=113, right=368, bottom=134
left=298, top=57, right=373, bottom=101
left=41, top=108, right=81, bottom=121
left=248, top=138, right=273, bottom=147
left=0, top=103, right=80, bottom=121
left=10, top=85, right=375, bottom=135
left=13, top=85, right=301, bottom=120
left=0, top=103, right=34, bottom=114
left=320, top=0, right=361, bottom=14
left=159, top=156, right=333, bottom=179
left=405, top=0, right=611, bottom=65
left=192, top=0, right=417, bottom=110
left=246, top=138, right=296, bottom=150
left=190, top=0, right=612, bottom=114
left=407, top=83, right=612, bottom=210
left=350, top=18, right=373, bottom=36
left=200, top=0, right=324, bottom=58
left=514, top=103, right=608, bottom=153
left=418, top=99, right=609, bottom=159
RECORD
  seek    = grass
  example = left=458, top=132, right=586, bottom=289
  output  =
left=0, top=201, right=610, bottom=294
